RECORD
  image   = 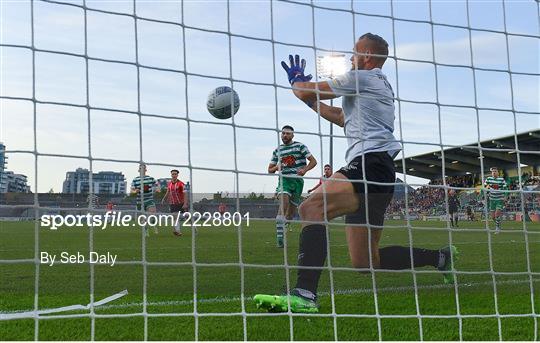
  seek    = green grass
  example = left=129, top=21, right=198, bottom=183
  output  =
left=1, top=218, right=539, bottom=340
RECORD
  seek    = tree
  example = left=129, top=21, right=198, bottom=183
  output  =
left=246, top=192, right=258, bottom=200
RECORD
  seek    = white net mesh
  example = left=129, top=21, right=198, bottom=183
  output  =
left=0, top=0, right=539, bottom=341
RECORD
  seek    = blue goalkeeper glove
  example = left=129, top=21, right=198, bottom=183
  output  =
left=281, top=54, right=313, bottom=85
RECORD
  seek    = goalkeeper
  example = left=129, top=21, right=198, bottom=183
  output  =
left=254, top=33, right=458, bottom=313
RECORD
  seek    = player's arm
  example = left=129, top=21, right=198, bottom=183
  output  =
left=503, top=179, right=509, bottom=200
left=161, top=188, right=170, bottom=204
left=293, top=80, right=338, bottom=103
left=482, top=180, right=489, bottom=197
left=298, top=155, right=317, bottom=176
left=307, top=101, right=344, bottom=127
left=268, top=149, right=280, bottom=173
left=308, top=182, right=321, bottom=193
left=183, top=188, right=190, bottom=211
left=130, top=181, right=139, bottom=195
left=281, top=55, right=344, bottom=127
left=268, top=163, right=280, bottom=174
left=153, top=180, right=161, bottom=193
left=298, top=145, right=317, bottom=176
left=305, top=155, right=317, bottom=173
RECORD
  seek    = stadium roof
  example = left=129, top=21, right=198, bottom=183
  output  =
left=394, top=130, right=540, bottom=180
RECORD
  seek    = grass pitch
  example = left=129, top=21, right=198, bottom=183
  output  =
left=1, top=218, right=539, bottom=340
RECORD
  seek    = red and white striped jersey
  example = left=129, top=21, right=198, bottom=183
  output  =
left=167, top=180, right=185, bottom=205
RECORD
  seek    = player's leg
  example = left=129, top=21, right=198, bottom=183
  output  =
left=345, top=175, right=456, bottom=280
left=292, top=173, right=360, bottom=298
left=255, top=172, right=359, bottom=313
left=285, top=179, right=303, bottom=233
left=137, top=204, right=150, bottom=237
left=287, top=179, right=304, bottom=232
left=491, top=211, right=496, bottom=232
left=285, top=203, right=296, bottom=232
left=454, top=212, right=459, bottom=227
left=346, top=226, right=383, bottom=270
left=146, top=203, right=158, bottom=234
left=347, top=224, right=456, bottom=280
left=171, top=204, right=183, bottom=236
left=494, top=202, right=503, bottom=233
left=275, top=184, right=291, bottom=247
left=489, top=202, right=495, bottom=230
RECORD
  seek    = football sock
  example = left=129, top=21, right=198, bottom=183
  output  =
left=142, top=224, right=149, bottom=237
left=380, top=246, right=440, bottom=270
left=276, top=215, right=285, bottom=246
left=295, top=224, right=327, bottom=295
left=495, top=216, right=501, bottom=228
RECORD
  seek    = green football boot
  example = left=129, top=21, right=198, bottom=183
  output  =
left=438, top=245, right=459, bottom=284
left=253, top=290, right=319, bottom=313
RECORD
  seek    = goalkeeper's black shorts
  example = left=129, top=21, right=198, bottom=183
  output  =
left=337, top=152, right=395, bottom=227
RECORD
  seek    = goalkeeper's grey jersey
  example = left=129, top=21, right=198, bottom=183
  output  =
left=328, top=68, right=401, bottom=163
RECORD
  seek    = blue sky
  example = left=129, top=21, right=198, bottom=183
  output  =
left=1, top=0, right=539, bottom=194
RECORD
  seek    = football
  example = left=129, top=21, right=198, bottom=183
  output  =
left=206, top=86, right=240, bottom=119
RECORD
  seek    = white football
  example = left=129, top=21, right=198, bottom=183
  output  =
left=206, top=86, right=240, bottom=119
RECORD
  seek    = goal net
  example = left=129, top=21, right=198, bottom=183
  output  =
left=1, top=0, right=539, bottom=341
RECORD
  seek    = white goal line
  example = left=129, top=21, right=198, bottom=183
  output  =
left=2, top=278, right=538, bottom=320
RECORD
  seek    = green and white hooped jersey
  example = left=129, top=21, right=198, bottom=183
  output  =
left=270, top=141, right=311, bottom=176
left=484, top=176, right=507, bottom=201
left=131, top=175, right=157, bottom=204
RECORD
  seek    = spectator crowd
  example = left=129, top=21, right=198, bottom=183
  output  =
left=387, top=173, right=539, bottom=217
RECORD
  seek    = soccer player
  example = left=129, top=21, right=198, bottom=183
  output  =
left=483, top=167, right=508, bottom=233
left=268, top=125, right=317, bottom=247
left=308, top=164, right=332, bottom=193
left=105, top=200, right=115, bottom=224
left=466, top=206, right=475, bottom=221
left=106, top=200, right=114, bottom=212
left=254, top=33, right=458, bottom=313
left=131, top=163, right=159, bottom=236
left=448, top=190, right=460, bottom=228
left=87, top=193, right=99, bottom=210
left=218, top=202, right=227, bottom=216
left=161, top=169, right=189, bottom=236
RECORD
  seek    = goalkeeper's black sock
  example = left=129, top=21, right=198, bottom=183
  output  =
left=295, top=224, right=327, bottom=295
left=379, top=246, right=440, bottom=270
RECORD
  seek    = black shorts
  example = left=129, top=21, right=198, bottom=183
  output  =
left=169, top=204, right=184, bottom=213
left=337, top=152, right=395, bottom=227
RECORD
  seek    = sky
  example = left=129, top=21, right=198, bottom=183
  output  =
left=1, top=0, right=539, bottom=194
